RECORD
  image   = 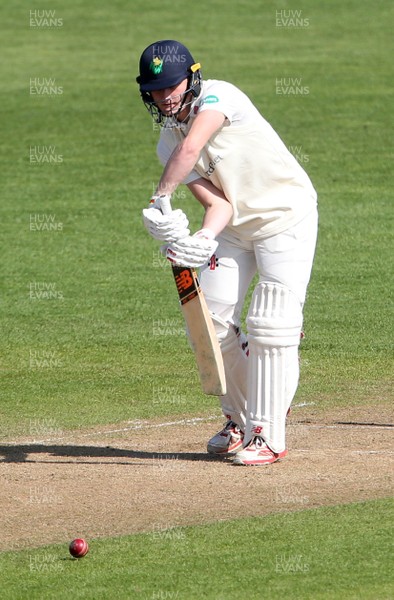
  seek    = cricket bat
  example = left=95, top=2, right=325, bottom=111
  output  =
left=159, top=197, right=226, bottom=396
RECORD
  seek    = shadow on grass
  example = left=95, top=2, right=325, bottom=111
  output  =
left=0, top=444, right=223, bottom=464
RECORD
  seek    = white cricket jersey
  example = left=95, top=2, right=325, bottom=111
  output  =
left=157, top=79, right=317, bottom=240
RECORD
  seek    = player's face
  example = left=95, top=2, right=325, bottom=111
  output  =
left=151, top=79, right=189, bottom=117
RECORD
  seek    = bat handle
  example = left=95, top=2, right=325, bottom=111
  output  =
left=159, top=194, right=172, bottom=215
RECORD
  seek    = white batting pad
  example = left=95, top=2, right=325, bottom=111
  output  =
left=246, top=282, right=302, bottom=452
left=211, top=313, right=248, bottom=429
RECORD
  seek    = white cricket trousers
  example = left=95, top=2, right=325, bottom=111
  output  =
left=200, top=208, right=318, bottom=451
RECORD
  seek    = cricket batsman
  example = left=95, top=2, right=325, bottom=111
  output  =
left=137, top=40, right=318, bottom=465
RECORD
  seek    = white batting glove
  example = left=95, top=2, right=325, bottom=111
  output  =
left=164, top=229, right=218, bottom=268
left=142, top=195, right=190, bottom=242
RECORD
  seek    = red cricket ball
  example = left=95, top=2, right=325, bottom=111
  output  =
left=69, top=538, right=89, bottom=558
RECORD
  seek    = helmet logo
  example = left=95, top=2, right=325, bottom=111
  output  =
left=150, top=57, right=163, bottom=75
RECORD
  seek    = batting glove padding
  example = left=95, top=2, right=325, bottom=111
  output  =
left=142, top=206, right=190, bottom=242
left=165, top=229, right=218, bottom=268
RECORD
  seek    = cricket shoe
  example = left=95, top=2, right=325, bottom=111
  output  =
left=232, top=436, right=288, bottom=466
left=207, top=420, right=244, bottom=455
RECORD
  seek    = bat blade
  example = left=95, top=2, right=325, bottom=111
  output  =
left=172, top=265, right=226, bottom=396
left=155, top=194, right=225, bottom=395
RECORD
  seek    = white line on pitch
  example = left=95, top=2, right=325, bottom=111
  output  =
left=3, top=415, right=221, bottom=446
left=9, top=402, right=390, bottom=447
left=295, top=449, right=393, bottom=455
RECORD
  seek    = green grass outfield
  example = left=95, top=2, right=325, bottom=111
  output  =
left=1, top=0, right=393, bottom=598
left=0, top=499, right=392, bottom=600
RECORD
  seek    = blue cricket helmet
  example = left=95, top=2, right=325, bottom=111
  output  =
left=136, top=40, right=202, bottom=123
left=136, top=39, right=200, bottom=92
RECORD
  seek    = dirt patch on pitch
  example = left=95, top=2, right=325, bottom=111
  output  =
left=0, top=405, right=392, bottom=551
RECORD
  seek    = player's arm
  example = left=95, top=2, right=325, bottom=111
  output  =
left=156, top=110, right=226, bottom=196
left=187, top=177, right=233, bottom=238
